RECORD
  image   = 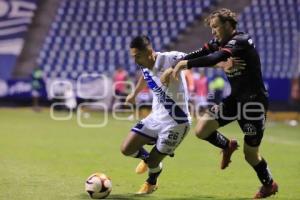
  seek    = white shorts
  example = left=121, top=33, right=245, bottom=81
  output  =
left=131, top=114, right=190, bottom=155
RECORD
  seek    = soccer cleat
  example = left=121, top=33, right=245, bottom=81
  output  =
left=135, top=160, right=148, bottom=174
left=136, top=182, right=158, bottom=194
left=253, top=181, right=278, bottom=199
left=220, top=139, right=239, bottom=170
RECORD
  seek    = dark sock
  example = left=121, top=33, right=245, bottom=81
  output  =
left=203, top=131, right=229, bottom=149
left=146, top=169, right=162, bottom=185
left=135, top=148, right=149, bottom=161
left=253, top=158, right=273, bottom=186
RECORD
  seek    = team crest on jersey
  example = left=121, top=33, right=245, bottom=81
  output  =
left=248, top=39, right=253, bottom=45
left=243, top=123, right=257, bottom=135
left=228, top=40, right=236, bottom=45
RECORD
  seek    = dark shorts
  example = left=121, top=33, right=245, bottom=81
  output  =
left=209, top=94, right=268, bottom=147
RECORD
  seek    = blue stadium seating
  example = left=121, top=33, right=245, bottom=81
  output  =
left=238, top=0, right=300, bottom=79
left=38, top=0, right=299, bottom=80
left=37, top=0, right=216, bottom=79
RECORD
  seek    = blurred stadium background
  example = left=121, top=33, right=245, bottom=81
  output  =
left=0, top=0, right=300, bottom=199
left=0, top=0, right=300, bottom=117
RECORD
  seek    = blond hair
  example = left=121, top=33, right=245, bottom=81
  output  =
left=205, top=8, right=237, bottom=29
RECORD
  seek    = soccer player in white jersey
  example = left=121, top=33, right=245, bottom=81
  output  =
left=120, top=35, right=191, bottom=194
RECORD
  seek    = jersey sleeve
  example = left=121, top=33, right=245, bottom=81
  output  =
left=184, top=45, right=210, bottom=60
left=184, top=39, right=220, bottom=60
left=186, top=35, right=255, bottom=69
left=222, top=36, right=254, bottom=55
left=185, top=38, right=231, bottom=68
left=167, top=51, right=187, bottom=69
left=187, top=50, right=230, bottom=68
left=221, top=39, right=238, bottom=55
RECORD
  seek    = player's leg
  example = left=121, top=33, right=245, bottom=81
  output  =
left=243, top=133, right=278, bottom=199
left=243, top=139, right=278, bottom=198
left=121, top=118, right=158, bottom=160
left=137, top=123, right=190, bottom=194
left=195, top=111, right=219, bottom=139
left=239, top=99, right=278, bottom=198
left=120, top=130, right=152, bottom=159
left=195, top=96, right=239, bottom=169
left=122, top=118, right=161, bottom=175
left=136, top=147, right=165, bottom=194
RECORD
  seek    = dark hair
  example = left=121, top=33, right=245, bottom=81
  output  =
left=130, top=35, right=152, bottom=50
left=205, top=8, right=237, bottom=29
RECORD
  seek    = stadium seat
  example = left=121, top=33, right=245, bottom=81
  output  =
left=238, top=0, right=299, bottom=79
left=37, top=0, right=216, bottom=79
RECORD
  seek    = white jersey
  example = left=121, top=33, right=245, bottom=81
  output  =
left=140, top=51, right=191, bottom=125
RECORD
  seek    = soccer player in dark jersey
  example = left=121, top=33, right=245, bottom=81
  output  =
left=172, top=8, right=278, bottom=199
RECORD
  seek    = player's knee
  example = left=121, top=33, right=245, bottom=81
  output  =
left=195, top=120, right=217, bottom=139
left=195, top=130, right=207, bottom=139
left=244, top=135, right=262, bottom=147
left=120, top=145, right=128, bottom=156
left=120, top=144, right=132, bottom=156
left=195, top=122, right=206, bottom=139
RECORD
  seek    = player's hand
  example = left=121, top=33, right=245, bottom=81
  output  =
left=125, top=92, right=136, bottom=105
left=172, top=60, right=188, bottom=80
left=160, top=68, right=173, bottom=86
left=227, top=57, right=246, bottom=71
left=231, top=57, right=246, bottom=71
left=218, top=57, right=246, bottom=72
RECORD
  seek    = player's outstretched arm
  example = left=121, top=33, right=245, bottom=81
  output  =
left=173, top=50, right=232, bottom=79
left=184, top=46, right=210, bottom=60
left=125, top=75, right=146, bottom=105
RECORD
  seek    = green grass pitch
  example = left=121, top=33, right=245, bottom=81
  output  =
left=0, top=108, right=299, bottom=200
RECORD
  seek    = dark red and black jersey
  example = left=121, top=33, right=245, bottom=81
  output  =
left=184, top=32, right=268, bottom=101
